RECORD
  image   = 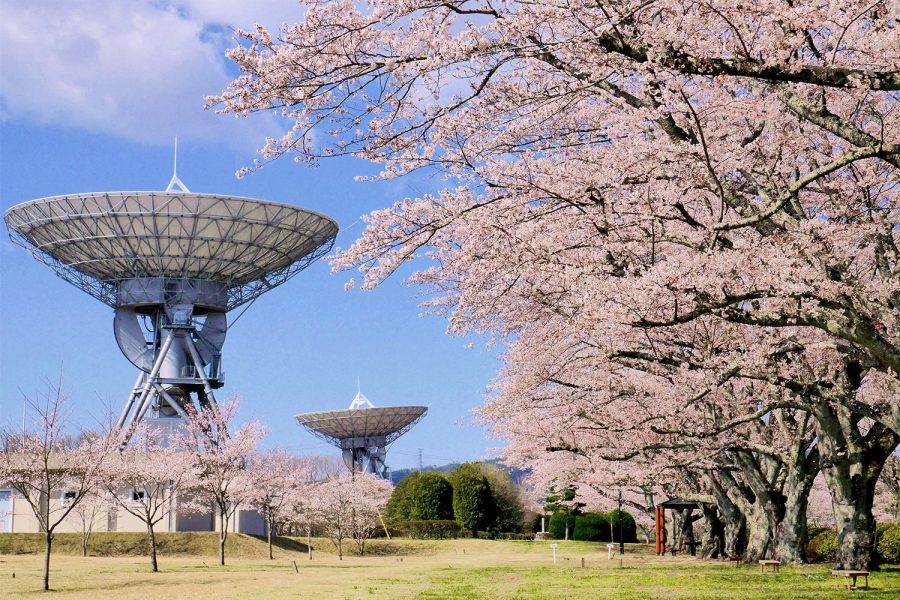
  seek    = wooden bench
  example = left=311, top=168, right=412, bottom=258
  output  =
left=758, top=560, right=781, bottom=573
left=831, top=569, right=870, bottom=590
left=728, top=556, right=743, bottom=567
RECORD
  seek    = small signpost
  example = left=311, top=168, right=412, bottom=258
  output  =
left=607, top=543, right=615, bottom=560
left=550, top=543, right=559, bottom=564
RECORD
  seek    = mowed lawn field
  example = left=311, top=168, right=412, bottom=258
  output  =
left=1, top=534, right=898, bottom=599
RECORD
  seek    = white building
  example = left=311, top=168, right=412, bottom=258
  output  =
left=0, top=486, right=264, bottom=535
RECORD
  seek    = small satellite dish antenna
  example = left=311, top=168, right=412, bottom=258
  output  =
left=295, top=387, right=427, bottom=479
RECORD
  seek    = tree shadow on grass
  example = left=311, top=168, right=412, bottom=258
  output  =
left=248, top=536, right=310, bottom=554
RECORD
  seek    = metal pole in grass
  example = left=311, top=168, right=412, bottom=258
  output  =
left=618, top=490, right=624, bottom=556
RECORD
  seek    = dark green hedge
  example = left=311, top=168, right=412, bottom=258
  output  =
left=805, top=524, right=900, bottom=564
left=806, top=529, right=838, bottom=563
left=548, top=511, right=575, bottom=539
left=573, top=513, right=609, bottom=541
left=877, top=523, right=900, bottom=563
left=607, top=509, right=637, bottom=543
left=398, top=520, right=463, bottom=539
left=547, top=509, right=636, bottom=542
left=385, top=471, right=420, bottom=526
left=410, top=472, right=454, bottom=520
left=451, top=464, right=494, bottom=534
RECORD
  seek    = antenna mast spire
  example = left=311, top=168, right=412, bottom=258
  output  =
left=166, top=137, right=190, bottom=193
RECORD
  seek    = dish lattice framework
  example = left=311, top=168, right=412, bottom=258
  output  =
left=295, top=402, right=428, bottom=447
left=4, top=191, right=339, bottom=310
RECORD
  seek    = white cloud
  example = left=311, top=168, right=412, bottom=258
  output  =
left=0, top=0, right=303, bottom=148
left=178, top=0, right=300, bottom=32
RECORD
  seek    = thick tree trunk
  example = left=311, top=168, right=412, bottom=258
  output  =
left=82, top=532, right=89, bottom=557
left=668, top=509, right=685, bottom=552
left=707, top=474, right=746, bottom=558
left=831, top=492, right=877, bottom=570
left=148, top=523, right=158, bottom=573
left=740, top=499, right=776, bottom=561
left=677, top=509, right=698, bottom=554
left=775, top=457, right=816, bottom=563
left=307, top=523, right=313, bottom=560
left=700, top=504, right=724, bottom=559
left=43, top=532, right=52, bottom=591
left=775, top=497, right=808, bottom=564
left=723, top=512, right=746, bottom=559
left=730, top=452, right=782, bottom=561
left=814, top=400, right=898, bottom=570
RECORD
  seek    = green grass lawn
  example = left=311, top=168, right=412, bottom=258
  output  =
left=0, top=534, right=897, bottom=599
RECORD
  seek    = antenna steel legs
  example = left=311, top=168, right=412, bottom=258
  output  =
left=116, top=327, right=221, bottom=445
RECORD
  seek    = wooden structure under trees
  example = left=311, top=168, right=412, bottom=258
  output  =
left=655, top=498, right=701, bottom=556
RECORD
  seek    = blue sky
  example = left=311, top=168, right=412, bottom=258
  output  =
left=0, top=0, right=502, bottom=470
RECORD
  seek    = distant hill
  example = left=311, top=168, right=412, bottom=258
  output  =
left=388, top=458, right=529, bottom=485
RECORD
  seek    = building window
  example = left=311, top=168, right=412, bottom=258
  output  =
left=130, top=489, right=146, bottom=503
left=61, top=491, right=77, bottom=506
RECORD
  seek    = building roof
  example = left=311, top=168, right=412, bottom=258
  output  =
left=659, top=497, right=703, bottom=509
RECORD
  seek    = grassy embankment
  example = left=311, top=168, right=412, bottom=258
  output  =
left=1, top=533, right=898, bottom=599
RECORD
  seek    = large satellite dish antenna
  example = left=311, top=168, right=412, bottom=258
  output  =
left=5, top=154, right=338, bottom=442
left=295, top=388, right=427, bottom=478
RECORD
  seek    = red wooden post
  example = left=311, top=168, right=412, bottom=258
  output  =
left=656, top=506, right=666, bottom=556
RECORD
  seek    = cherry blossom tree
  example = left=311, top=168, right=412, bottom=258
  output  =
left=291, top=455, right=351, bottom=560
left=0, top=384, right=112, bottom=590
left=874, top=454, right=900, bottom=523
left=70, top=488, right=115, bottom=558
left=477, top=318, right=828, bottom=558
left=213, top=0, right=899, bottom=570
left=245, top=449, right=314, bottom=560
left=317, top=473, right=393, bottom=558
left=104, top=426, right=198, bottom=572
left=347, top=475, right=393, bottom=555
left=180, top=399, right=266, bottom=566
left=294, top=480, right=323, bottom=561
left=807, top=474, right=836, bottom=528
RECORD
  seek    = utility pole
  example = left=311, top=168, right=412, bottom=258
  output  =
left=417, top=448, right=423, bottom=470
left=618, top=489, right=625, bottom=555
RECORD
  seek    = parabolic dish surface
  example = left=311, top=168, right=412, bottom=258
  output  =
left=295, top=406, right=428, bottom=442
left=4, top=192, right=339, bottom=309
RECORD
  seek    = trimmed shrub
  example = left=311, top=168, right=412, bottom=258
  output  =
left=385, top=471, right=420, bottom=526
left=451, top=463, right=495, bottom=535
left=548, top=511, right=576, bottom=539
left=410, top=472, right=454, bottom=520
left=399, top=520, right=462, bottom=539
left=806, top=529, right=839, bottom=563
left=471, top=462, right=525, bottom=534
left=877, top=523, right=900, bottom=564
left=607, top=509, right=637, bottom=543
left=573, top=513, right=609, bottom=542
